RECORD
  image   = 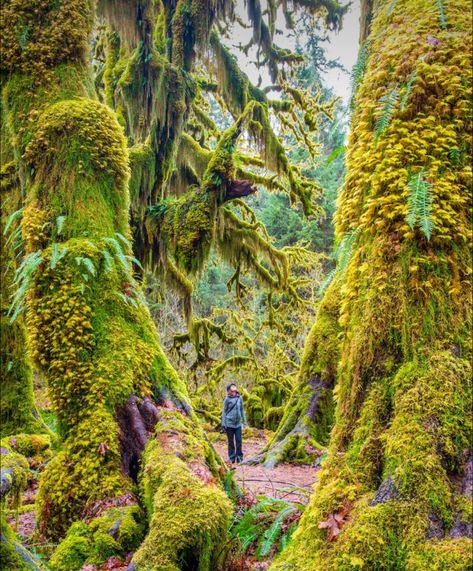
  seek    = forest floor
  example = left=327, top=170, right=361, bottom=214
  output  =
left=6, top=428, right=318, bottom=570
left=212, top=428, right=318, bottom=503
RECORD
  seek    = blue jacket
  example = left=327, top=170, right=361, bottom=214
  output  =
left=221, top=394, right=246, bottom=429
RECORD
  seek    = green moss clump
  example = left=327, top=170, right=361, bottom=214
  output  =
left=50, top=506, right=145, bottom=571
left=0, top=434, right=52, bottom=462
left=0, top=0, right=93, bottom=77
left=406, top=538, right=473, bottom=571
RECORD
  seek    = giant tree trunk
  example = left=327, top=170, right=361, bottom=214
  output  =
left=250, top=283, right=341, bottom=467
left=1, top=1, right=231, bottom=568
left=271, top=0, right=472, bottom=569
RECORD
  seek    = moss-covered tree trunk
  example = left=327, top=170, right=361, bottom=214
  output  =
left=271, top=0, right=472, bottom=569
left=1, top=1, right=230, bottom=568
left=251, top=283, right=341, bottom=467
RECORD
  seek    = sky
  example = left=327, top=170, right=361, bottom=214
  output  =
left=226, top=1, right=361, bottom=104
left=323, top=2, right=361, bottom=101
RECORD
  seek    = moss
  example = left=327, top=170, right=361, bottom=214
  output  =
left=0, top=516, right=31, bottom=571
left=50, top=506, right=145, bottom=571
left=0, top=448, right=30, bottom=509
left=0, top=433, right=52, bottom=460
left=406, top=538, right=473, bottom=570
left=133, top=411, right=232, bottom=570
left=49, top=522, right=91, bottom=571
left=0, top=0, right=93, bottom=77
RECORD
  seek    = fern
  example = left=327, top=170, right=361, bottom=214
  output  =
left=55, top=215, right=66, bottom=236
left=318, top=228, right=360, bottom=298
left=325, top=145, right=346, bottom=166
left=104, top=237, right=129, bottom=272
left=5, top=225, right=23, bottom=253
left=127, top=254, right=143, bottom=270
left=115, top=231, right=131, bottom=249
left=258, top=505, right=298, bottom=557
left=75, top=256, right=96, bottom=276
left=101, top=248, right=115, bottom=273
left=375, top=86, right=399, bottom=140
left=280, top=521, right=298, bottom=551
left=3, top=208, right=23, bottom=236
left=436, top=0, right=447, bottom=29
left=336, top=227, right=360, bottom=277
left=9, top=250, right=44, bottom=322
left=406, top=170, right=434, bottom=239
left=147, top=198, right=173, bottom=220
left=50, top=243, right=68, bottom=269
left=400, top=71, right=417, bottom=111
left=232, top=497, right=303, bottom=557
left=448, top=147, right=461, bottom=165
left=350, top=40, right=370, bottom=110
left=318, top=267, right=336, bottom=297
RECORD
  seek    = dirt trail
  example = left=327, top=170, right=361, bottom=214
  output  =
left=213, top=430, right=318, bottom=503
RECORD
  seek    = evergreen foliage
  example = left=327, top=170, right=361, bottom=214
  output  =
left=406, top=169, right=434, bottom=240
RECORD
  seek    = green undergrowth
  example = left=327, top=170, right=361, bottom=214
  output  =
left=231, top=496, right=305, bottom=562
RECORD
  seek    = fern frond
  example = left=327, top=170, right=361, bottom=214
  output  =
left=126, top=255, right=143, bottom=270
left=102, top=249, right=115, bottom=273
left=280, top=521, right=298, bottom=551
left=400, top=71, right=417, bottom=111
left=258, top=505, right=298, bottom=557
left=350, top=40, right=370, bottom=110
left=436, top=0, right=447, bottom=29
left=5, top=226, right=23, bottom=251
left=3, top=208, right=23, bottom=236
left=9, top=250, right=43, bottom=322
left=448, top=147, right=461, bottom=165
left=406, top=170, right=434, bottom=240
left=104, top=237, right=129, bottom=272
left=55, top=215, right=66, bottom=236
left=336, top=227, right=360, bottom=277
left=318, top=267, right=336, bottom=297
left=50, top=243, right=68, bottom=269
left=375, top=86, right=399, bottom=140
left=115, top=231, right=131, bottom=249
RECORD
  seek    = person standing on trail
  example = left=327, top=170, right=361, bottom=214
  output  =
left=221, top=383, right=247, bottom=464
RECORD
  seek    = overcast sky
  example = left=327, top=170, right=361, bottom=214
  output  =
left=226, top=1, right=361, bottom=104
left=323, top=2, right=361, bottom=101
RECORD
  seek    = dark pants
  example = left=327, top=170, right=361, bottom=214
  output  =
left=226, top=426, right=243, bottom=462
